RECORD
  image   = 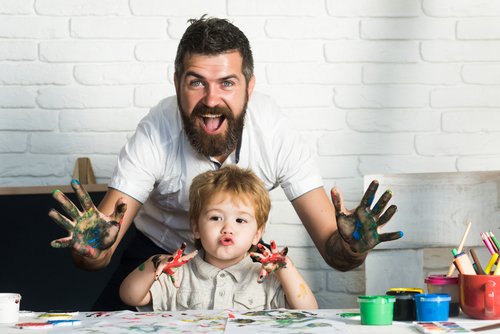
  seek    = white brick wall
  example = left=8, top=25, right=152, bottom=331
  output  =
left=2, top=0, right=500, bottom=309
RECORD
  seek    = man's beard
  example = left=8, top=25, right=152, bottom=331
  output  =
left=179, top=99, right=247, bottom=158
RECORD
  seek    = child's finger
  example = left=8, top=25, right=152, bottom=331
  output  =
left=257, top=268, right=268, bottom=283
left=270, top=240, right=278, bottom=253
left=279, top=246, right=288, bottom=257
left=257, top=243, right=270, bottom=257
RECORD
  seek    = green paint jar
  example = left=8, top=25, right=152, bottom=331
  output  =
left=357, top=295, right=396, bottom=325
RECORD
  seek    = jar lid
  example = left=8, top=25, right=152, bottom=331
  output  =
left=424, top=274, right=458, bottom=285
left=357, top=295, right=396, bottom=304
left=414, top=293, right=451, bottom=302
left=387, top=288, right=424, bottom=295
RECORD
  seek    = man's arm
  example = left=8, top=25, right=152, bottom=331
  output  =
left=69, top=187, right=142, bottom=271
left=291, top=187, right=367, bottom=271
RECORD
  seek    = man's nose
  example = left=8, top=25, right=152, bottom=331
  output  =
left=203, top=84, right=222, bottom=108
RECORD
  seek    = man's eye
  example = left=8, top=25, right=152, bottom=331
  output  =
left=222, top=81, right=234, bottom=87
left=236, top=218, right=246, bottom=224
left=190, top=80, right=203, bottom=87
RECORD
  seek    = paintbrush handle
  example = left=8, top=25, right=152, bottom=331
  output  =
left=446, top=222, right=472, bottom=277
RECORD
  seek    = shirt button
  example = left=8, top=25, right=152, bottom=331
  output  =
left=220, top=273, right=226, bottom=278
left=219, top=291, right=225, bottom=296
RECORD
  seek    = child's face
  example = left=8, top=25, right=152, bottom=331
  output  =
left=193, top=191, right=263, bottom=269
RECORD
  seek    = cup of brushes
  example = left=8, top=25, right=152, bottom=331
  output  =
left=453, top=231, right=500, bottom=319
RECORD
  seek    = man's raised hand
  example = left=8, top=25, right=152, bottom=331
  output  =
left=331, top=180, right=403, bottom=254
left=49, top=179, right=126, bottom=258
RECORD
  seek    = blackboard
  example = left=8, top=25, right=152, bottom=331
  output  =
left=0, top=184, right=135, bottom=311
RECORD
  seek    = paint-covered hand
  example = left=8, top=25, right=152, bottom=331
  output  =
left=331, top=180, right=403, bottom=253
left=49, top=179, right=126, bottom=258
left=153, top=243, right=198, bottom=288
left=250, top=240, right=288, bottom=284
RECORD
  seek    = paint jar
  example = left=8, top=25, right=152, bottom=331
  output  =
left=414, top=293, right=451, bottom=322
left=425, top=274, right=460, bottom=317
left=357, top=295, right=395, bottom=325
left=386, top=288, right=424, bottom=321
left=0, top=293, right=21, bottom=323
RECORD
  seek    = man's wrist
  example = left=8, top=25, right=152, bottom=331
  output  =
left=324, top=230, right=367, bottom=272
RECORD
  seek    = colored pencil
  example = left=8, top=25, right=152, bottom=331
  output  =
left=469, top=249, right=485, bottom=275
left=481, top=232, right=496, bottom=255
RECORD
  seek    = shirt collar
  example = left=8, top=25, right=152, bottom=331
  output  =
left=193, top=251, right=255, bottom=283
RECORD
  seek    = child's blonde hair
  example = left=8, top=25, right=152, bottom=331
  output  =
left=189, top=165, right=271, bottom=246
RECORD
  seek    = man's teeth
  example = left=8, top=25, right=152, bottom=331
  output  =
left=202, top=114, right=222, bottom=118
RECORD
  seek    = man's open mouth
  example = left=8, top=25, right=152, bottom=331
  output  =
left=200, top=114, right=225, bottom=134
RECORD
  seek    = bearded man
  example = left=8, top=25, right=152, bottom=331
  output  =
left=49, top=16, right=402, bottom=311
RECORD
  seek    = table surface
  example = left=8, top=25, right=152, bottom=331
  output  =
left=1, top=309, right=500, bottom=333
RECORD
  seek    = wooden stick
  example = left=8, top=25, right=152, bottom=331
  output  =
left=446, top=221, right=472, bottom=277
left=472, top=322, right=500, bottom=332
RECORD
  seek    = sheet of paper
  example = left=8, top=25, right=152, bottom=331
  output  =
left=50, top=310, right=228, bottom=334
left=224, top=309, right=347, bottom=333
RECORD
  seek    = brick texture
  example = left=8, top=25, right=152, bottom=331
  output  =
left=2, top=1, right=500, bottom=309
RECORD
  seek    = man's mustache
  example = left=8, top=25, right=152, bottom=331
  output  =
left=191, top=103, right=234, bottom=120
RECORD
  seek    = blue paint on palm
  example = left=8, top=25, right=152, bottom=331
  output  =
left=353, top=220, right=363, bottom=240
left=87, top=228, right=100, bottom=248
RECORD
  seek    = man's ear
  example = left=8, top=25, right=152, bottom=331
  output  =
left=174, top=73, right=180, bottom=95
left=247, top=75, right=256, bottom=99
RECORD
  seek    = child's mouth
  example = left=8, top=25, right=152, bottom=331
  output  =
left=220, top=236, right=234, bottom=246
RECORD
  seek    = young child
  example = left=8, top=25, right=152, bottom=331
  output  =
left=119, top=165, right=318, bottom=311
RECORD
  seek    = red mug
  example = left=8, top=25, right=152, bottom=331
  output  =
left=459, top=274, right=500, bottom=319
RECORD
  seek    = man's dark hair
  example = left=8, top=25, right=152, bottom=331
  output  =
left=174, top=15, right=254, bottom=84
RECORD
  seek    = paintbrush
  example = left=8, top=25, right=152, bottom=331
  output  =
left=471, top=322, right=500, bottom=332
left=447, top=221, right=472, bottom=277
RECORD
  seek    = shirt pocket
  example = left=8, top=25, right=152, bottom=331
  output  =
left=234, top=292, right=266, bottom=310
left=176, top=290, right=204, bottom=310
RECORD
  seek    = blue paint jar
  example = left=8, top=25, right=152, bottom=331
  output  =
left=414, top=293, right=451, bottom=322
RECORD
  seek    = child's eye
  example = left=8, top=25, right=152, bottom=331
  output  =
left=210, top=216, right=222, bottom=221
left=236, top=218, right=247, bottom=224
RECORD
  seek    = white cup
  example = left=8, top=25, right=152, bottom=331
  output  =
left=0, top=293, right=21, bottom=323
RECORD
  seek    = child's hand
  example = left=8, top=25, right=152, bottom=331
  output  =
left=250, top=240, right=288, bottom=283
left=152, top=243, right=198, bottom=288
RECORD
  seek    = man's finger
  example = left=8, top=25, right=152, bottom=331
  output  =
left=71, top=179, right=95, bottom=212
left=330, top=187, right=345, bottom=214
left=50, top=236, right=73, bottom=248
left=360, top=180, right=379, bottom=207
left=52, top=189, right=81, bottom=219
left=371, top=189, right=392, bottom=217
left=113, top=199, right=127, bottom=222
left=379, top=231, right=404, bottom=243
left=376, top=205, right=397, bottom=227
left=48, top=209, right=75, bottom=231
